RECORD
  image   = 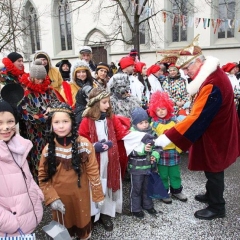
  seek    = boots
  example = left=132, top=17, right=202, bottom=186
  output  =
left=171, top=186, right=188, bottom=202
left=99, top=214, right=113, bottom=231
left=172, top=192, right=188, bottom=202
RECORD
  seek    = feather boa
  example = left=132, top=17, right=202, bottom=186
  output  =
left=19, top=73, right=51, bottom=94
left=2, top=57, right=25, bottom=77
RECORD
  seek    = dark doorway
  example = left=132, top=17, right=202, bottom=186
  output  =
left=91, top=46, right=107, bottom=65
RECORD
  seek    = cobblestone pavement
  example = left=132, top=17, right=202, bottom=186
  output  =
left=36, top=153, right=240, bottom=239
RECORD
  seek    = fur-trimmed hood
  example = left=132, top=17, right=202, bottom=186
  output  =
left=187, top=56, right=220, bottom=96
left=70, top=60, right=91, bottom=83
left=34, top=51, right=52, bottom=68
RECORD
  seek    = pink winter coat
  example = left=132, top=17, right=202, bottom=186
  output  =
left=0, top=134, right=44, bottom=237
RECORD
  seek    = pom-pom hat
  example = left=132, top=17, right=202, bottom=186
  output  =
left=30, top=59, right=47, bottom=79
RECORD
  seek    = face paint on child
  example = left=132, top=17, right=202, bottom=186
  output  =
left=0, top=112, right=16, bottom=141
left=51, top=112, right=72, bottom=137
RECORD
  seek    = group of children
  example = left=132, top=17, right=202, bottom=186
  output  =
left=0, top=84, right=187, bottom=239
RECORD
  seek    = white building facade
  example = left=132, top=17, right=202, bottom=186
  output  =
left=6, top=0, right=240, bottom=70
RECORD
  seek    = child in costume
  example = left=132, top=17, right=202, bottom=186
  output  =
left=0, top=91, right=43, bottom=237
left=18, top=59, right=60, bottom=179
left=38, top=102, right=104, bottom=240
left=129, top=107, right=159, bottom=218
left=79, top=88, right=155, bottom=231
left=148, top=91, right=187, bottom=204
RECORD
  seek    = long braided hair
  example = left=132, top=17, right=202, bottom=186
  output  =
left=42, top=103, right=82, bottom=187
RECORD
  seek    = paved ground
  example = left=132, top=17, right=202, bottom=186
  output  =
left=36, top=153, right=240, bottom=239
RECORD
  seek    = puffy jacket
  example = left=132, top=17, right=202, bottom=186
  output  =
left=0, top=134, right=44, bottom=237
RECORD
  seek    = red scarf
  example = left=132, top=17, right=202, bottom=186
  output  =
left=62, top=81, right=73, bottom=107
left=2, top=57, right=25, bottom=77
left=88, top=117, right=120, bottom=199
left=19, top=73, right=51, bottom=94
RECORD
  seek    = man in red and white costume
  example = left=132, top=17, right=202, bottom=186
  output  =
left=155, top=36, right=240, bottom=220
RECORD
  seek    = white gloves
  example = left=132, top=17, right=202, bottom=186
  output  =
left=95, top=200, right=104, bottom=209
left=50, top=199, right=66, bottom=214
left=154, top=134, right=171, bottom=148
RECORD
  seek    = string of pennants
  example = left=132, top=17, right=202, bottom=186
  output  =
left=161, top=12, right=239, bottom=34
left=130, top=1, right=239, bottom=34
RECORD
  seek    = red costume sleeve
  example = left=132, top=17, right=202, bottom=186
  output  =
left=78, top=117, right=91, bottom=142
left=112, top=115, right=130, bottom=140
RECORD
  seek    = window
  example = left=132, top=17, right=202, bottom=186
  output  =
left=218, top=0, right=235, bottom=39
left=139, top=0, right=146, bottom=45
left=58, top=0, right=72, bottom=50
left=27, top=3, right=40, bottom=54
left=172, top=0, right=187, bottom=42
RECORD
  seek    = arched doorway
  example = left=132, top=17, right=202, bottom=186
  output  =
left=92, top=46, right=107, bottom=64
left=85, top=28, right=108, bottom=64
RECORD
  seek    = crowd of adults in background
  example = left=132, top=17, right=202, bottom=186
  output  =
left=0, top=41, right=240, bottom=240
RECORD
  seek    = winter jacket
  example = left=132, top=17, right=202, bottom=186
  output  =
left=0, top=134, right=43, bottom=237
left=128, top=127, right=160, bottom=175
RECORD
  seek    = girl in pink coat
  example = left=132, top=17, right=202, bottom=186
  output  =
left=0, top=99, right=44, bottom=237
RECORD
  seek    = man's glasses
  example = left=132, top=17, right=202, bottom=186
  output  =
left=183, top=60, right=195, bottom=71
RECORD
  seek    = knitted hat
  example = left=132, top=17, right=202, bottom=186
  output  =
left=0, top=100, right=17, bottom=121
left=147, top=65, right=160, bottom=76
left=135, top=62, right=146, bottom=73
left=7, top=52, right=23, bottom=63
left=72, top=60, right=91, bottom=78
left=131, top=107, right=148, bottom=125
left=79, top=46, right=92, bottom=54
left=222, top=63, right=236, bottom=73
left=119, top=57, right=134, bottom=69
left=30, top=59, right=47, bottom=79
left=96, top=62, right=109, bottom=73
